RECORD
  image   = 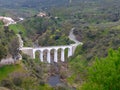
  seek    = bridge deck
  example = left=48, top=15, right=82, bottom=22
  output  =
left=20, top=43, right=82, bottom=50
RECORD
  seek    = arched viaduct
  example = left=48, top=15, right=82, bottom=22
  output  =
left=19, top=28, right=83, bottom=63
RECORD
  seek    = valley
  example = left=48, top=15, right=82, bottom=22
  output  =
left=0, top=0, right=120, bottom=90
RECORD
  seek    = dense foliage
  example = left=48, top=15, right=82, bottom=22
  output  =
left=0, top=25, right=19, bottom=60
left=68, top=47, right=120, bottom=90
left=74, top=23, right=120, bottom=60
left=10, top=16, right=73, bottom=46
left=0, top=0, right=120, bottom=90
left=81, top=49, right=120, bottom=90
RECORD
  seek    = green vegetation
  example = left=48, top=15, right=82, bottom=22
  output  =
left=81, top=49, right=120, bottom=90
left=67, top=46, right=87, bottom=88
left=68, top=48, right=120, bottom=90
left=0, top=0, right=69, bottom=17
left=0, top=65, right=22, bottom=80
left=0, top=45, right=7, bottom=61
left=9, top=24, right=26, bottom=35
left=10, top=16, right=73, bottom=46
left=74, top=24, right=120, bottom=60
left=0, top=25, right=19, bottom=60
left=0, top=0, right=120, bottom=90
left=0, top=21, right=4, bottom=26
left=0, top=60, right=53, bottom=90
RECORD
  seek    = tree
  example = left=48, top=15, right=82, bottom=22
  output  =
left=81, top=49, right=120, bottom=90
left=9, top=37, right=19, bottom=60
left=0, top=44, right=7, bottom=61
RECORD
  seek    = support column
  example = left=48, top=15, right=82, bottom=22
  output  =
left=68, top=47, right=73, bottom=57
left=40, top=51, right=43, bottom=62
left=54, top=49, right=58, bottom=62
left=32, top=50, right=35, bottom=59
left=47, top=50, right=51, bottom=63
left=73, top=46, right=77, bottom=54
left=61, top=49, right=65, bottom=62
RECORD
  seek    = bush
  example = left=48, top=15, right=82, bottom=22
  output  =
left=81, top=48, right=120, bottom=90
left=1, top=79, right=12, bottom=89
left=13, top=77, right=22, bottom=86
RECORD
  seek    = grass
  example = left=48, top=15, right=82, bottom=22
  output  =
left=112, top=24, right=120, bottom=30
left=0, top=64, right=23, bottom=80
left=38, top=84, right=53, bottom=90
left=67, top=74, right=76, bottom=85
left=9, top=24, right=26, bottom=37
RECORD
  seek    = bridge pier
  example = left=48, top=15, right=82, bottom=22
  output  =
left=47, top=50, right=51, bottom=63
left=68, top=47, right=73, bottom=57
left=33, top=52, right=35, bottom=59
left=54, top=49, right=58, bottom=62
left=61, top=49, right=65, bottom=62
left=40, top=51, right=43, bottom=62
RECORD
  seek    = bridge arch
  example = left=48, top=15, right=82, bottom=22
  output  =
left=50, top=48, right=59, bottom=63
left=34, top=50, right=41, bottom=62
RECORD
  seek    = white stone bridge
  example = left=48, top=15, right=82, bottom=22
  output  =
left=19, top=28, right=83, bottom=63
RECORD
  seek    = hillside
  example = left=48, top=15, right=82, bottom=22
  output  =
left=0, top=22, right=19, bottom=61
left=0, top=0, right=120, bottom=90
left=0, top=0, right=69, bottom=17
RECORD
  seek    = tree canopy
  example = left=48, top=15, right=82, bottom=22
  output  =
left=81, top=49, right=120, bottom=90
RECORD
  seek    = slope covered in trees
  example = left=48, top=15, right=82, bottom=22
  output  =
left=81, top=49, right=120, bottom=90
left=68, top=48, right=120, bottom=90
left=9, top=16, right=73, bottom=46
left=0, top=0, right=120, bottom=90
left=0, top=23, right=19, bottom=61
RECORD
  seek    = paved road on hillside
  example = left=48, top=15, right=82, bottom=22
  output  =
left=69, top=28, right=83, bottom=45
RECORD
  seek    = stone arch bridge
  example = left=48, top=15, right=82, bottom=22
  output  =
left=20, top=43, right=80, bottom=63
left=19, top=28, right=83, bottom=63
